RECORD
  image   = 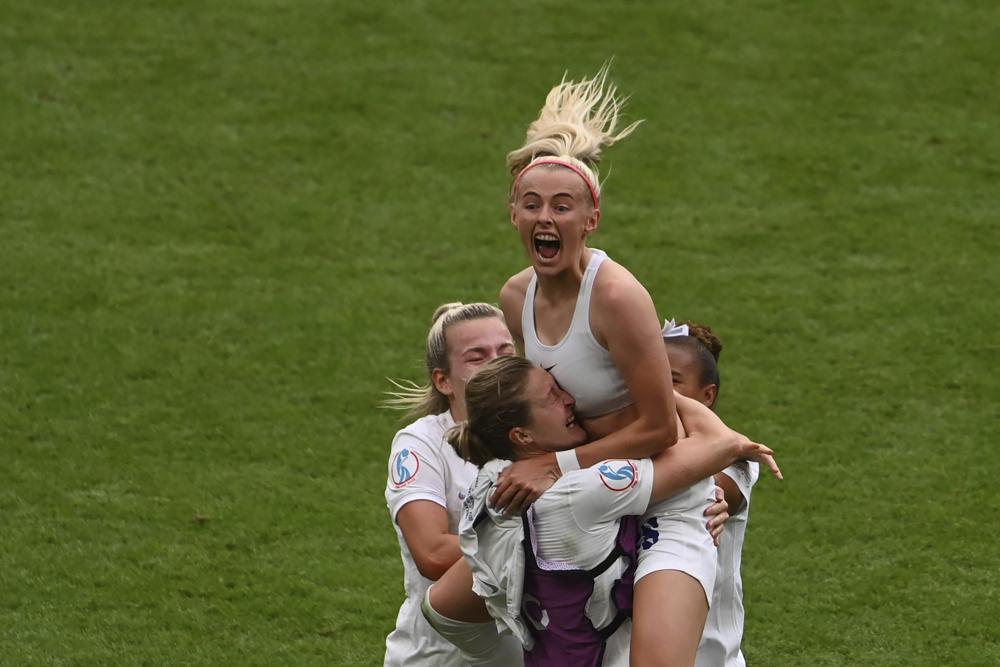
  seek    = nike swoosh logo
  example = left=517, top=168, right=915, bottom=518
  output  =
left=543, top=364, right=557, bottom=372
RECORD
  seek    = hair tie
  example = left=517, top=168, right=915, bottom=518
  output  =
left=662, top=319, right=689, bottom=338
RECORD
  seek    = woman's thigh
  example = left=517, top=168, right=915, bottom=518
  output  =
left=631, top=569, right=708, bottom=667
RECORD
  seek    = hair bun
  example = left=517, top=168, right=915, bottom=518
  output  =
left=430, top=302, right=463, bottom=326
left=682, top=321, right=723, bottom=361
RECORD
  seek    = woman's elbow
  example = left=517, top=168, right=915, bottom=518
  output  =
left=659, top=413, right=679, bottom=447
left=643, top=421, right=676, bottom=456
left=413, top=545, right=463, bottom=581
left=662, top=419, right=678, bottom=447
left=414, top=554, right=453, bottom=582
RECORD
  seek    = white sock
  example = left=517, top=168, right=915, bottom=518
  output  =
left=421, top=588, right=523, bottom=666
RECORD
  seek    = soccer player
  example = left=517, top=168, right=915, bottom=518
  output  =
left=662, top=320, right=759, bottom=667
left=424, top=356, right=780, bottom=665
left=494, top=65, right=727, bottom=665
left=383, top=302, right=522, bottom=666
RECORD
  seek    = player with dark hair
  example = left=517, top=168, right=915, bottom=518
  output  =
left=663, top=319, right=757, bottom=667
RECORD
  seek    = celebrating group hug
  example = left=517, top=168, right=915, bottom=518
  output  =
left=382, top=66, right=782, bottom=667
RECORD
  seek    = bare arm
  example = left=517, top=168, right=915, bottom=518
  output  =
left=649, top=393, right=779, bottom=504
left=649, top=434, right=741, bottom=504
left=499, top=270, right=531, bottom=351
left=491, top=266, right=678, bottom=513
left=395, top=501, right=461, bottom=581
left=648, top=433, right=777, bottom=505
left=501, top=265, right=678, bottom=464
left=576, top=269, right=678, bottom=465
left=714, top=474, right=746, bottom=515
left=673, top=391, right=728, bottom=437
left=426, top=555, right=492, bottom=623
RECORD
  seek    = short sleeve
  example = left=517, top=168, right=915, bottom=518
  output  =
left=720, top=460, right=760, bottom=512
left=385, top=430, right=449, bottom=522
left=566, top=458, right=654, bottom=529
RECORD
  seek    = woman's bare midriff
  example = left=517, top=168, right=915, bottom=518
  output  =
left=582, top=404, right=639, bottom=440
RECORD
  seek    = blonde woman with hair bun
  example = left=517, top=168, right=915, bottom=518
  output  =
left=383, top=302, right=522, bottom=666
left=493, top=66, right=730, bottom=666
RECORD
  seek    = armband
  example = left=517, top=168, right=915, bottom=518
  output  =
left=555, top=448, right=581, bottom=474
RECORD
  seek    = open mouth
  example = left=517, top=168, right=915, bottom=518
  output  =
left=534, top=233, right=560, bottom=260
left=565, top=414, right=576, bottom=428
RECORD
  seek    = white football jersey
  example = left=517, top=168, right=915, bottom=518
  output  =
left=697, top=461, right=760, bottom=667
left=461, top=458, right=653, bottom=667
left=384, top=411, right=479, bottom=667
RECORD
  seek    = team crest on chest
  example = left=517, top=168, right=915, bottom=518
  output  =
left=597, top=459, right=638, bottom=491
left=391, top=448, right=421, bottom=488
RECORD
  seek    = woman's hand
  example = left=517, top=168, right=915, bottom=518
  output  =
left=734, top=434, right=782, bottom=480
left=704, top=485, right=729, bottom=546
left=489, top=453, right=560, bottom=515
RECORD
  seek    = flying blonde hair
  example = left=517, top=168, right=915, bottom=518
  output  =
left=507, top=63, right=643, bottom=205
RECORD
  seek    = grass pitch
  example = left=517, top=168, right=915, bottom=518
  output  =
left=2, top=1, right=998, bottom=664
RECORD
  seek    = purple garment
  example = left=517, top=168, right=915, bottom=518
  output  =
left=520, top=513, right=641, bottom=666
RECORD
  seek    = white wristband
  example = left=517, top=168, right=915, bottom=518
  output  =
left=555, top=448, right=581, bottom=474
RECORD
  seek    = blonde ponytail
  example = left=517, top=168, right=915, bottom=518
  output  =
left=507, top=63, right=642, bottom=203
left=446, top=421, right=494, bottom=468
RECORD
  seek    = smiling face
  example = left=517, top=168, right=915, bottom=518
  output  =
left=510, top=166, right=601, bottom=275
left=509, top=367, right=588, bottom=453
left=433, top=317, right=516, bottom=420
left=665, top=344, right=718, bottom=408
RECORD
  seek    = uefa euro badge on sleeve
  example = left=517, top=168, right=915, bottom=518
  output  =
left=391, top=448, right=420, bottom=488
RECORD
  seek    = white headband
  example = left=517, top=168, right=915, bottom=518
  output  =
left=662, top=319, right=689, bottom=338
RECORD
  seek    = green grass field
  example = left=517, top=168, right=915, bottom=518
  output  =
left=2, top=1, right=998, bottom=664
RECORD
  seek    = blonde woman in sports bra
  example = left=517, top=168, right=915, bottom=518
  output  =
left=493, top=66, right=738, bottom=667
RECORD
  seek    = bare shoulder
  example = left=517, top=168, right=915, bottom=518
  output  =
left=500, top=268, right=533, bottom=341
left=589, top=257, right=659, bottom=349
left=501, top=268, right=533, bottom=300
left=592, top=257, right=653, bottom=313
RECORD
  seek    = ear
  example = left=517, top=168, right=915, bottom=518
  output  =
left=509, top=426, right=533, bottom=448
left=431, top=368, right=454, bottom=398
left=584, top=208, right=601, bottom=234
left=509, top=201, right=519, bottom=229
left=703, top=384, right=719, bottom=409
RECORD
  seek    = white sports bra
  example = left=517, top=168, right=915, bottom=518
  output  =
left=521, top=249, right=632, bottom=419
